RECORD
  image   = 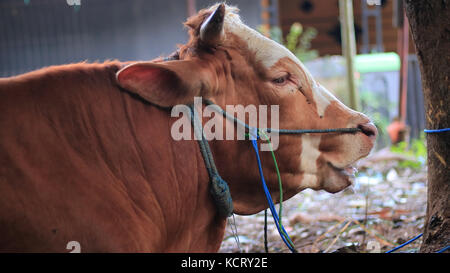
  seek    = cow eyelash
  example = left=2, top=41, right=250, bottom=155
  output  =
left=271, top=74, right=290, bottom=85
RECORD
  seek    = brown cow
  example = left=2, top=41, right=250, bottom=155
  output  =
left=0, top=4, right=376, bottom=252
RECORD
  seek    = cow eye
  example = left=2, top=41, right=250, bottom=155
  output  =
left=272, top=75, right=289, bottom=85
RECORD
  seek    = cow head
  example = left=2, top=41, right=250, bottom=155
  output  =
left=116, top=4, right=377, bottom=215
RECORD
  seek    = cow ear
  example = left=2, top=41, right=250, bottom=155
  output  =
left=116, top=60, right=213, bottom=107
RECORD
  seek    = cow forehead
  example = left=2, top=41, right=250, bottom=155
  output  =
left=217, top=6, right=310, bottom=72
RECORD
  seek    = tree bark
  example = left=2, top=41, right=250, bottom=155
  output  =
left=404, top=0, right=450, bottom=252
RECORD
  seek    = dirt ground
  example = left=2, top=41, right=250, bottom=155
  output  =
left=219, top=149, right=427, bottom=253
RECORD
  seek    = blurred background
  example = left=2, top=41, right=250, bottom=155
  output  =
left=0, top=0, right=429, bottom=252
left=0, top=0, right=263, bottom=76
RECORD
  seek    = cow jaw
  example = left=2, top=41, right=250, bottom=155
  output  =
left=298, top=134, right=358, bottom=194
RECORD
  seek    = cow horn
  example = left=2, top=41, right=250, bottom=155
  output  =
left=200, top=3, right=225, bottom=46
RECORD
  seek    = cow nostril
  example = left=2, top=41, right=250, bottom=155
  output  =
left=357, top=122, right=378, bottom=139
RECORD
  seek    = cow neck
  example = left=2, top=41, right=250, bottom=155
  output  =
left=161, top=51, right=235, bottom=218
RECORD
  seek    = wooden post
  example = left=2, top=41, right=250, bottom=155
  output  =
left=398, top=10, right=409, bottom=123
left=339, top=0, right=360, bottom=111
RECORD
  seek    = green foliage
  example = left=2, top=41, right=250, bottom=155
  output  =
left=258, top=23, right=318, bottom=62
left=267, top=26, right=283, bottom=45
left=359, top=90, right=393, bottom=147
left=390, top=134, right=427, bottom=170
left=286, top=23, right=318, bottom=62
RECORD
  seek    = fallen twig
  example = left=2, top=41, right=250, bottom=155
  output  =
left=352, top=219, right=394, bottom=246
left=311, top=219, right=347, bottom=252
left=324, top=220, right=353, bottom=252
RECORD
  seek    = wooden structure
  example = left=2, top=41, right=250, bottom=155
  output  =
left=277, top=0, right=416, bottom=56
left=0, top=0, right=262, bottom=77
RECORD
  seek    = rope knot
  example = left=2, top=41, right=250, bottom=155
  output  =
left=210, top=174, right=234, bottom=217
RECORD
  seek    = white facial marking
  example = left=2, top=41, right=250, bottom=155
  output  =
left=210, top=5, right=306, bottom=70
left=312, top=82, right=338, bottom=117
left=223, top=17, right=289, bottom=68
left=300, top=134, right=321, bottom=188
left=301, top=174, right=319, bottom=189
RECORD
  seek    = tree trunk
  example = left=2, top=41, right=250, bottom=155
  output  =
left=404, top=1, right=450, bottom=252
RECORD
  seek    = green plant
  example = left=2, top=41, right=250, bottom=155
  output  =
left=259, top=23, right=318, bottom=62
left=359, top=89, right=392, bottom=148
left=390, top=134, right=427, bottom=170
left=285, top=23, right=318, bottom=62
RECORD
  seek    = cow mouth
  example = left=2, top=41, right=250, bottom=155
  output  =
left=328, top=162, right=358, bottom=179
left=324, top=162, right=358, bottom=193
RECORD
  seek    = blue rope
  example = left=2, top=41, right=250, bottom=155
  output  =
left=250, top=137, right=297, bottom=253
left=436, top=245, right=450, bottom=253
left=385, top=233, right=450, bottom=253
left=424, top=128, right=450, bottom=133
left=385, top=233, right=423, bottom=253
